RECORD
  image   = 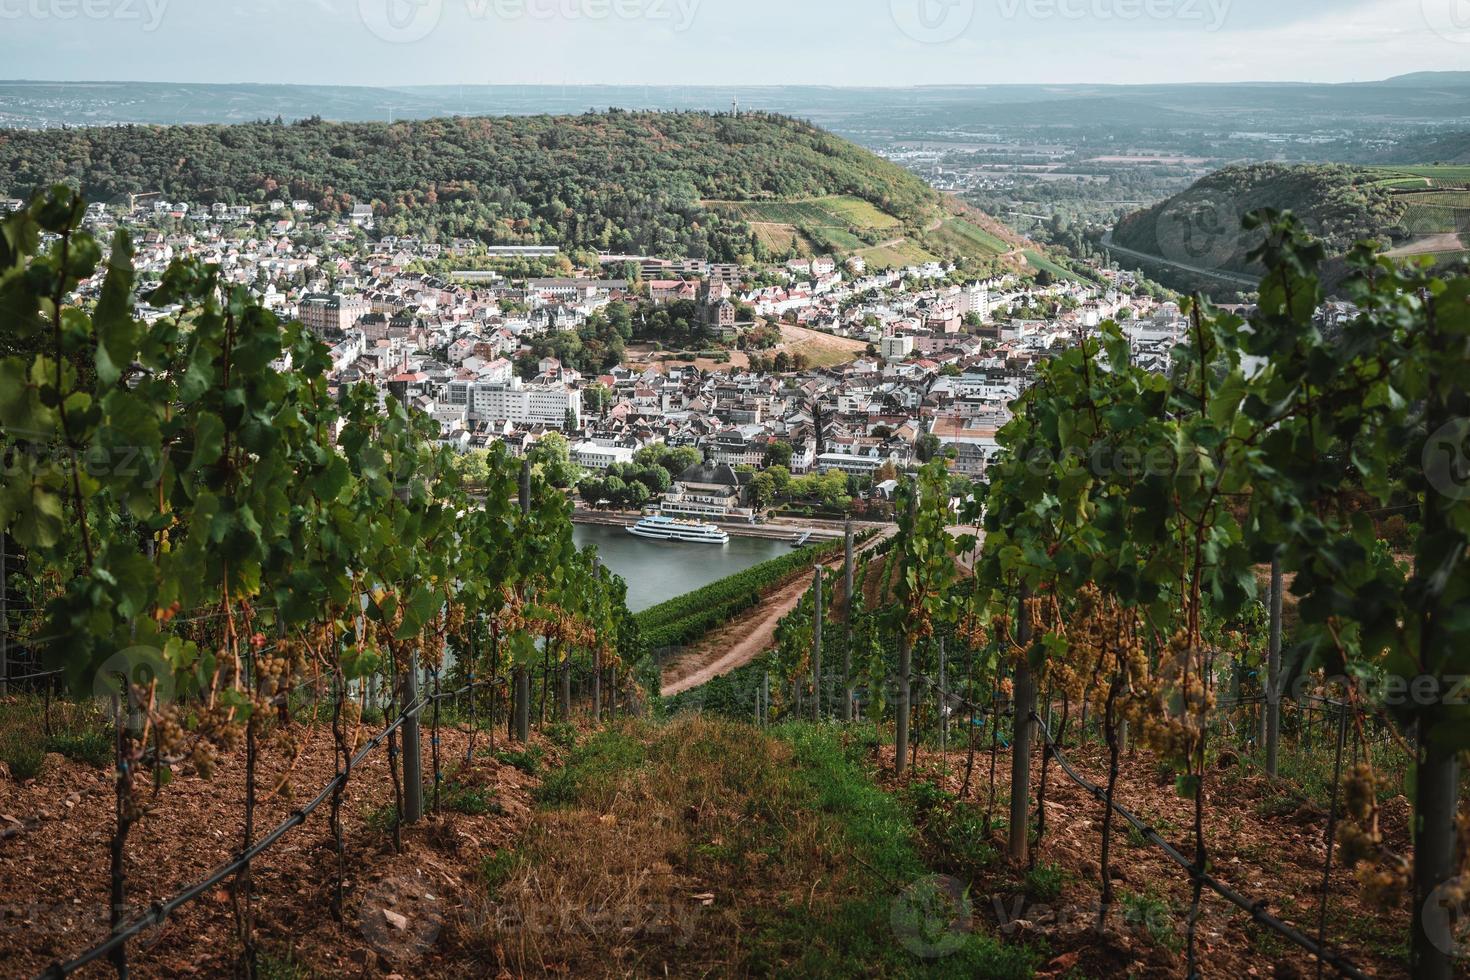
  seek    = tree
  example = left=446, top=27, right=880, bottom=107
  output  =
left=527, top=433, right=580, bottom=489
left=915, top=433, right=943, bottom=464
left=636, top=444, right=702, bottom=481
left=583, top=383, right=614, bottom=418
left=765, top=441, right=794, bottom=468
left=749, top=472, right=776, bottom=511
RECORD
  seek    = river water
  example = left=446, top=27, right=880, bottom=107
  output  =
left=571, top=522, right=793, bottom=612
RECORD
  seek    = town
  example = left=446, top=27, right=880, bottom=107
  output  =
left=33, top=192, right=1204, bottom=530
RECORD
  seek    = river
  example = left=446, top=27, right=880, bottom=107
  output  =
left=571, top=522, right=793, bottom=612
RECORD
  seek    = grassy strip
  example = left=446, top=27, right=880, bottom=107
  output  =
left=0, top=696, right=113, bottom=778
left=757, top=724, right=1036, bottom=978
left=481, top=718, right=1036, bottom=977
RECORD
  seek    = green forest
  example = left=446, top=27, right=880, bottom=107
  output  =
left=0, top=111, right=942, bottom=263
left=1111, top=163, right=1409, bottom=273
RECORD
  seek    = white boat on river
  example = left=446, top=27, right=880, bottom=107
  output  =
left=627, top=515, right=731, bottom=545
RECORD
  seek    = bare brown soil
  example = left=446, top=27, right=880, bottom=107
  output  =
left=0, top=716, right=558, bottom=978
left=873, top=735, right=1413, bottom=979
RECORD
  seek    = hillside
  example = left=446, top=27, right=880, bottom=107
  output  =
left=0, top=111, right=973, bottom=264
left=1110, top=163, right=1414, bottom=278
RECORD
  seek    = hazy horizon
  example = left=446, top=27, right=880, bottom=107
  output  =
left=3, top=0, right=1467, bottom=88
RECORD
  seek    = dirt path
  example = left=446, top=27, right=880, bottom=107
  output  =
left=659, top=529, right=893, bottom=696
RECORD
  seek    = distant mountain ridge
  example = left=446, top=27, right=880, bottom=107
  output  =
left=3, top=75, right=1469, bottom=133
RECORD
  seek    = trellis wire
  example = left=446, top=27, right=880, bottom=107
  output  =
left=1029, top=710, right=1371, bottom=980
left=35, top=676, right=497, bottom=980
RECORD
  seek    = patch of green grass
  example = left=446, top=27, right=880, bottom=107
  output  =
left=858, top=240, right=938, bottom=269
left=478, top=848, right=523, bottom=897
left=534, top=727, right=645, bottom=808
left=543, top=722, right=579, bottom=750
left=46, top=728, right=113, bottom=767
left=751, top=723, right=1038, bottom=979
left=439, top=781, right=502, bottom=816
left=494, top=744, right=544, bottom=776
left=930, top=218, right=1011, bottom=258
left=256, top=949, right=311, bottom=980
left=1024, top=863, right=1067, bottom=904
left=1, top=730, right=45, bottom=781
left=1022, top=249, right=1085, bottom=283
left=362, top=802, right=399, bottom=836
left=0, top=697, right=113, bottom=778
left=1121, top=890, right=1181, bottom=953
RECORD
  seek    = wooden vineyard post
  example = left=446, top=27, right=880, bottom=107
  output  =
left=1008, top=586, right=1035, bottom=865
left=513, top=458, right=532, bottom=743
left=812, top=565, right=823, bottom=721
left=895, top=486, right=918, bottom=777
left=895, top=632, right=912, bottom=776
left=402, top=654, right=424, bottom=824
left=843, top=518, right=854, bottom=722
left=0, top=543, right=7, bottom=696
left=1266, top=556, right=1283, bottom=776
left=938, top=635, right=948, bottom=773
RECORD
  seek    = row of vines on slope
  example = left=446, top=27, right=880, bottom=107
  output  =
left=738, top=212, right=1469, bottom=978
left=0, top=187, right=644, bottom=977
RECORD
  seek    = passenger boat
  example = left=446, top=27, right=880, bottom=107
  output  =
left=627, top=515, right=730, bottom=544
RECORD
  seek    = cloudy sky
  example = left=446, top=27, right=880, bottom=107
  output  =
left=3, top=0, right=1467, bottom=86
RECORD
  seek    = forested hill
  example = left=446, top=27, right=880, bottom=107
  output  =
left=1111, top=163, right=1409, bottom=275
left=0, top=111, right=944, bottom=262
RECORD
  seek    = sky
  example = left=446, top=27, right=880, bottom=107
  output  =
left=1, top=0, right=1467, bottom=87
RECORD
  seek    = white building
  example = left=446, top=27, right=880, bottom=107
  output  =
left=570, top=441, right=637, bottom=470
left=462, top=377, right=582, bottom=430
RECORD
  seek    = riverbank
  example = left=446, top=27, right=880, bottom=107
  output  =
left=572, top=508, right=888, bottom=543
